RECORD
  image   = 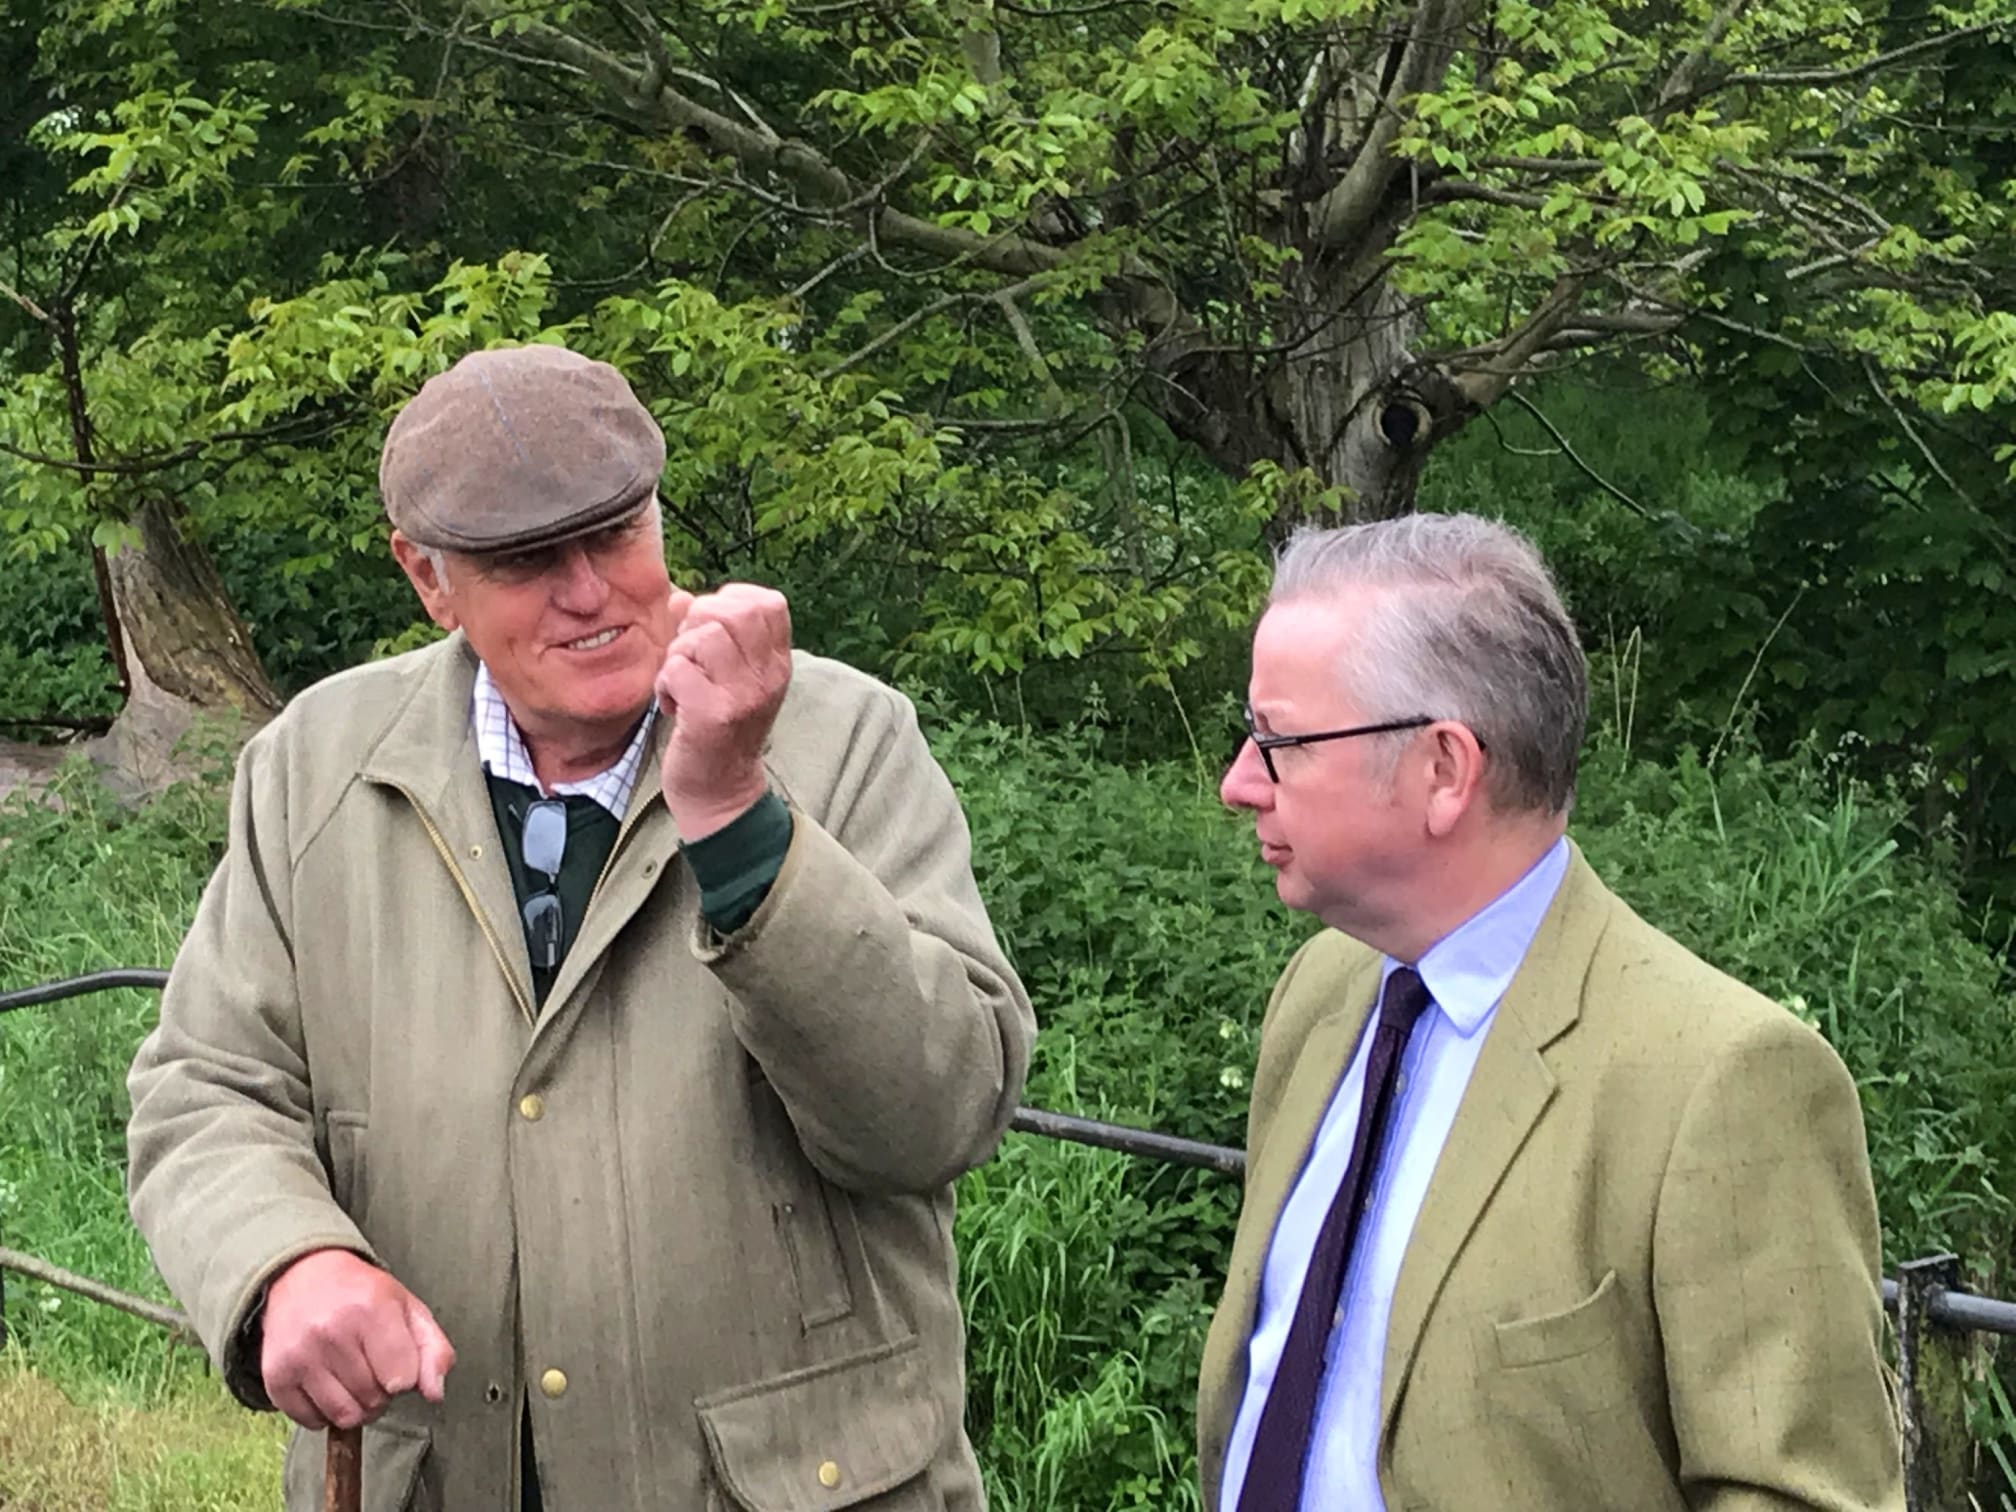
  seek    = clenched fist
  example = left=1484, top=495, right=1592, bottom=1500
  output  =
left=654, top=583, right=793, bottom=840
left=260, top=1248, right=455, bottom=1431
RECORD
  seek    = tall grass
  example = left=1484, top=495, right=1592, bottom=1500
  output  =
left=0, top=765, right=223, bottom=1399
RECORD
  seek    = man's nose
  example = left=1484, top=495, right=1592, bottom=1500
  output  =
left=550, top=545, right=609, bottom=611
left=1221, top=738, right=1271, bottom=810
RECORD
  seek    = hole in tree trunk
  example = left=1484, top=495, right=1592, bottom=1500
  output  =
left=1378, top=401, right=1426, bottom=450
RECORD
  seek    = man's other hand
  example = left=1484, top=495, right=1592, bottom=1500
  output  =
left=260, top=1248, right=456, bottom=1430
left=654, top=583, right=793, bottom=840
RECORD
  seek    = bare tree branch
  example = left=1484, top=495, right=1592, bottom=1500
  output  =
left=1861, top=356, right=1974, bottom=507
left=1670, top=23, right=2002, bottom=109
left=0, top=277, right=54, bottom=327
left=0, top=1246, right=197, bottom=1343
left=0, top=417, right=351, bottom=478
left=1449, top=274, right=1586, bottom=409
left=1503, top=388, right=1652, bottom=517
left=1419, top=181, right=1550, bottom=211
left=1311, top=0, right=1477, bottom=250
left=1656, top=0, right=1754, bottom=110
left=1477, top=155, right=1605, bottom=175
left=467, top=5, right=1068, bottom=277
left=789, top=243, right=872, bottom=302
left=996, top=291, right=1068, bottom=412
left=817, top=273, right=1057, bottom=381
left=1481, top=404, right=1563, bottom=458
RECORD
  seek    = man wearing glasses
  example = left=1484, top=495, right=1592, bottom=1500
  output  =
left=127, top=345, right=1035, bottom=1510
left=1197, top=514, right=1902, bottom=1510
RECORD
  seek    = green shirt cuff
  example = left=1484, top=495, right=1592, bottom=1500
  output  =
left=684, top=790, right=793, bottom=934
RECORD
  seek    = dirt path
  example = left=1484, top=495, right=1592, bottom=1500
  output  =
left=0, top=686, right=253, bottom=808
left=0, top=739, right=76, bottom=804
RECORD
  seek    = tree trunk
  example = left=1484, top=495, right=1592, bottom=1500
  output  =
left=59, top=496, right=280, bottom=797
left=106, top=496, right=280, bottom=718
left=1140, top=253, right=1478, bottom=533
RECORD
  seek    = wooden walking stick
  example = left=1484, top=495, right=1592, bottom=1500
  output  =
left=325, top=1423, right=363, bottom=1512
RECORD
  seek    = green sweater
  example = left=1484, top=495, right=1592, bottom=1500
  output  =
left=485, top=775, right=794, bottom=1003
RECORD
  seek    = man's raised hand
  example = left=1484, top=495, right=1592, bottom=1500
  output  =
left=655, top=584, right=793, bottom=840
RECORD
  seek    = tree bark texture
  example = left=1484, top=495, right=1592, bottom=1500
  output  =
left=106, top=496, right=280, bottom=717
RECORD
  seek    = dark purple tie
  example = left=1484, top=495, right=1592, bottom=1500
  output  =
left=1237, top=965, right=1433, bottom=1512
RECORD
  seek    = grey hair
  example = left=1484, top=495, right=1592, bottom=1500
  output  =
left=419, top=543, right=452, bottom=588
left=1269, top=512, right=1586, bottom=815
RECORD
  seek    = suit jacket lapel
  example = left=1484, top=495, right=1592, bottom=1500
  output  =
left=1378, top=849, right=1614, bottom=1442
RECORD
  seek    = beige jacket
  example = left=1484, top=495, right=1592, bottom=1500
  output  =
left=1198, top=850, right=1904, bottom=1512
left=128, top=633, right=1035, bottom=1512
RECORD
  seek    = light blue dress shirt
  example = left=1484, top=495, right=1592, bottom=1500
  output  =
left=1219, top=838, right=1571, bottom=1511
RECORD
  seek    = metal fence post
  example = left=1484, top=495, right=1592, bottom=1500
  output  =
left=1898, top=1253, right=1971, bottom=1511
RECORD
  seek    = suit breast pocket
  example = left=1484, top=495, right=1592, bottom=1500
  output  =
left=1492, top=1268, right=1622, bottom=1369
left=1444, top=1268, right=1679, bottom=1512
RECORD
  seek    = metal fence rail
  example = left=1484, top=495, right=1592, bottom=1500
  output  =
left=4, top=969, right=2011, bottom=1510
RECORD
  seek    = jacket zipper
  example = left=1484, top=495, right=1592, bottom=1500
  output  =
left=584, top=790, right=663, bottom=916
left=392, top=782, right=538, bottom=1029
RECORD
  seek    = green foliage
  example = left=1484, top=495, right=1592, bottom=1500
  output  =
left=1421, top=369, right=2016, bottom=931
left=0, top=547, right=120, bottom=723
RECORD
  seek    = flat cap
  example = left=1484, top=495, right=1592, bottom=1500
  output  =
left=380, top=345, right=666, bottom=554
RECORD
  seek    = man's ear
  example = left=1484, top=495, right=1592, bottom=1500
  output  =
left=1421, top=721, right=1488, bottom=839
left=389, top=531, right=461, bottom=631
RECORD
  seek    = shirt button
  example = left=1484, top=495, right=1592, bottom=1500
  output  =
left=817, top=1460, right=842, bottom=1490
left=540, top=1368, right=568, bottom=1399
left=519, top=1093, right=545, bottom=1122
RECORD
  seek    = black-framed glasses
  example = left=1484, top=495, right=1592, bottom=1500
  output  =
left=519, top=799, right=567, bottom=970
left=1237, top=706, right=1471, bottom=783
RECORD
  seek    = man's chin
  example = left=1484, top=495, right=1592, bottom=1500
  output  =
left=1272, top=869, right=1312, bottom=914
left=551, top=676, right=656, bottom=731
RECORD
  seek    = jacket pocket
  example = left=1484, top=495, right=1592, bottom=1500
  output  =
left=777, top=1187, right=853, bottom=1329
left=697, top=1334, right=943, bottom=1511
left=283, top=1418, right=434, bottom=1512
left=1492, top=1268, right=1621, bottom=1368
left=749, top=1069, right=856, bottom=1329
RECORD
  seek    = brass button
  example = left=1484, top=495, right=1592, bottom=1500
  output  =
left=540, top=1368, right=568, bottom=1399
left=519, top=1093, right=545, bottom=1122
left=817, top=1460, right=842, bottom=1490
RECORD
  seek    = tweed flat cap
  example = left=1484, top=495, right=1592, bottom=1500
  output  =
left=380, top=345, right=666, bottom=553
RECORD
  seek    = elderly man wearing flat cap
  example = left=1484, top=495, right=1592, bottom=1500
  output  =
left=126, top=344, right=1036, bottom=1511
